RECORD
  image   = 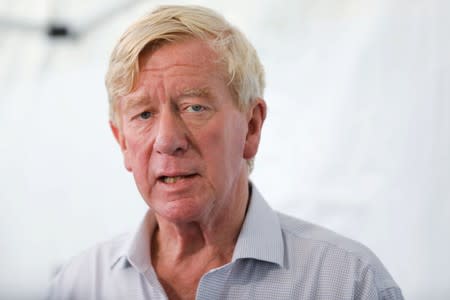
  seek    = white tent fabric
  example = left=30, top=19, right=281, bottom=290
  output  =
left=0, top=0, right=449, bottom=299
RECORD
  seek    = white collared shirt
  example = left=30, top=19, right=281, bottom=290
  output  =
left=47, top=186, right=403, bottom=299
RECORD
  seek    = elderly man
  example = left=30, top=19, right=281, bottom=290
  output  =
left=48, top=5, right=403, bottom=300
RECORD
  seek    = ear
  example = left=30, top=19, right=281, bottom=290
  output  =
left=243, top=98, right=267, bottom=160
left=109, top=121, right=132, bottom=172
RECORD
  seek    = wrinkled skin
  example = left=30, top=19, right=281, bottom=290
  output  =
left=111, top=38, right=266, bottom=227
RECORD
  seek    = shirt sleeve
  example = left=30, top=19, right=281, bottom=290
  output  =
left=378, top=286, right=404, bottom=300
left=353, top=264, right=404, bottom=300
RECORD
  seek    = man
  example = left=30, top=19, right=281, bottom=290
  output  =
left=48, top=5, right=403, bottom=300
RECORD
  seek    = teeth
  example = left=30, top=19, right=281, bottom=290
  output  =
left=163, top=176, right=183, bottom=184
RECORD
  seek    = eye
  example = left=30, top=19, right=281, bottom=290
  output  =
left=139, top=111, right=152, bottom=120
left=186, top=104, right=206, bottom=113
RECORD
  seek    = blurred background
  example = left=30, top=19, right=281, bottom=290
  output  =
left=0, top=0, right=449, bottom=299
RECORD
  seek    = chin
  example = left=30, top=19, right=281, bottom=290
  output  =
left=151, top=196, right=211, bottom=223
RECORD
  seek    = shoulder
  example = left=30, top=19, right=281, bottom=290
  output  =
left=277, top=212, right=402, bottom=297
left=47, top=232, right=130, bottom=300
left=278, top=212, right=375, bottom=261
left=60, top=232, right=129, bottom=273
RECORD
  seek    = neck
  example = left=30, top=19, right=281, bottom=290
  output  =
left=151, top=178, right=250, bottom=265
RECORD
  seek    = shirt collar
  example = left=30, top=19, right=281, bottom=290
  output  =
left=110, top=210, right=156, bottom=273
left=231, top=184, right=285, bottom=267
left=111, top=183, right=285, bottom=270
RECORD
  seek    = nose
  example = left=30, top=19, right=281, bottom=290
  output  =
left=153, top=109, right=189, bottom=156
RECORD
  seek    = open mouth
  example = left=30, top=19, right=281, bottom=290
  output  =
left=158, top=174, right=196, bottom=184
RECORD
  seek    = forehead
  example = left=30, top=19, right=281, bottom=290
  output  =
left=138, top=38, right=222, bottom=74
left=119, top=39, right=231, bottom=109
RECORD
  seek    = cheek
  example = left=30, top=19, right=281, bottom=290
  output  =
left=201, top=115, right=247, bottom=166
left=227, top=113, right=248, bottom=153
left=123, top=129, right=154, bottom=174
left=128, top=139, right=155, bottom=198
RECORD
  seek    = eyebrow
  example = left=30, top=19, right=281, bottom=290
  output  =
left=176, top=87, right=211, bottom=99
left=122, top=92, right=149, bottom=113
left=121, top=87, right=212, bottom=114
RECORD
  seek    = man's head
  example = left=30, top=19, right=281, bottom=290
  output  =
left=106, top=5, right=266, bottom=223
left=105, top=5, right=265, bottom=123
